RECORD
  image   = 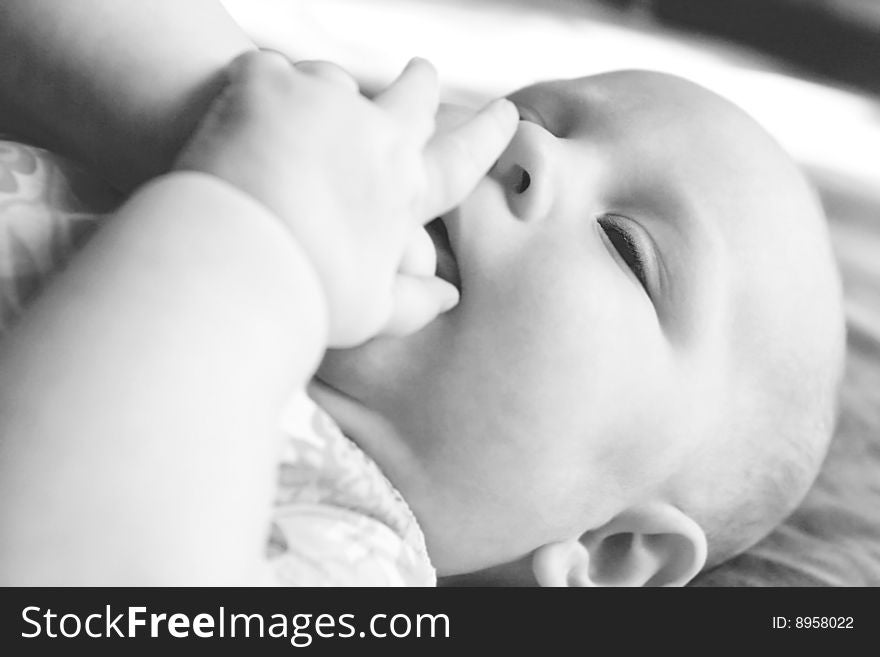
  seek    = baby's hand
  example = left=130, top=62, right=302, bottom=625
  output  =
left=175, top=51, right=517, bottom=347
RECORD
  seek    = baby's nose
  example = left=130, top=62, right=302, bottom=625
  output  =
left=491, top=121, right=556, bottom=222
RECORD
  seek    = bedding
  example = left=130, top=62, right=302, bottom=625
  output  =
left=3, top=0, right=878, bottom=586
left=221, top=0, right=880, bottom=586
left=0, top=139, right=115, bottom=332
left=693, top=171, right=880, bottom=586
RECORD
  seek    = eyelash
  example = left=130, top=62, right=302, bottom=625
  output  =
left=597, top=217, right=648, bottom=292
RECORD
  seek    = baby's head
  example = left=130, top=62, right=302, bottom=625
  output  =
left=314, top=70, right=845, bottom=585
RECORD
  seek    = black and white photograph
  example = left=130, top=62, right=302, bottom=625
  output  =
left=0, top=0, right=877, bottom=647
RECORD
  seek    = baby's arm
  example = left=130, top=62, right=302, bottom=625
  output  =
left=0, top=0, right=254, bottom=191
left=0, top=52, right=515, bottom=585
left=0, top=172, right=327, bottom=585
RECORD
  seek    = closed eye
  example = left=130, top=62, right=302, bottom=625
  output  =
left=598, top=216, right=649, bottom=293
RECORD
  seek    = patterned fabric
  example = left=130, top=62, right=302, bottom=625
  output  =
left=0, top=139, right=118, bottom=333
left=0, top=139, right=435, bottom=586
left=270, top=392, right=435, bottom=585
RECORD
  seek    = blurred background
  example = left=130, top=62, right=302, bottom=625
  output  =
left=222, top=0, right=880, bottom=190
left=602, top=0, right=880, bottom=94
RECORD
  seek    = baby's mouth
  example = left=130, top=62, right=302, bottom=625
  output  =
left=425, top=216, right=461, bottom=292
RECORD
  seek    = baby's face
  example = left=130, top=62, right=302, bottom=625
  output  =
left=316, top=71, right=828, bottom=575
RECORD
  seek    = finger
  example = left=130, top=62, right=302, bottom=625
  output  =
left=215, top=50, right=299, bottom=120
left=398, top=227, right=436, bottom=277
left=175, top=50, right=293, bottom=170
left=373, top=57, right=439, bottom=142
left=294, top=60, right=360, bottom=93
left=381, top=274, right=459, bottom=337
left=422, top=97, right=518, bottom=220
left=227, top=49, right=296, bottom=89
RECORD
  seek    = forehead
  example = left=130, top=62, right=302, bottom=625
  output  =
left=512, top=72, right=827, bottom=351
left=510, top=71, right=716, bottom=123
left=510, top=72, right=758, bottom=165
left=511, top=71, right=814, bottom=250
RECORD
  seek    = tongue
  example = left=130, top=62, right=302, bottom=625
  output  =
left=425, top=218, right=461, bottom=291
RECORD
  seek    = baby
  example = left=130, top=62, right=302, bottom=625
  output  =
left=314, top=70, right=847, bottom=585
left=0, top=4, right=844, bottom=586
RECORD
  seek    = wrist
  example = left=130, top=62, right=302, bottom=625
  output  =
left=127, top=171, right=331, bottom=371
left=169, top=161, right=352, bottom=345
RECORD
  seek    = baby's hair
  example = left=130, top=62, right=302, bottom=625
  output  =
left=684, top=186, right=846, bottom=571
left=695, top=367, right=842, bottom=570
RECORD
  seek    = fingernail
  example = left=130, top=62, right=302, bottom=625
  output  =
left=416, top=57, right=439, bottom=81
left=488, top=97, right=517, bottom=119
left=439, top=285, right=460, bottom=313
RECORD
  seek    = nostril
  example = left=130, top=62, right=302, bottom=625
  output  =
left=513, top=166, right=531, bottom=194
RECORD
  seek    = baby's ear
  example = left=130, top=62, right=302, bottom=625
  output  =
left=531, top=503, right=707, bottom=587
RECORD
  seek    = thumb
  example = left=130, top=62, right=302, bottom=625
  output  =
left=381, top=274, right=459, bottom=337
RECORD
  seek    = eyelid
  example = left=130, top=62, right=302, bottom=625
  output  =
left=597, top=214, right=660, bottom=298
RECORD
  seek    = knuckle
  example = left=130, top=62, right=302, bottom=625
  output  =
left=236, top=50, right=296, bottom=97
left=297, top=60, right=358, bottom=90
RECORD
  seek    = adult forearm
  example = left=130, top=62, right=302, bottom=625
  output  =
left=0, top=0, right=255, bottom=191
left=0, top=172, right=327, bottom=584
